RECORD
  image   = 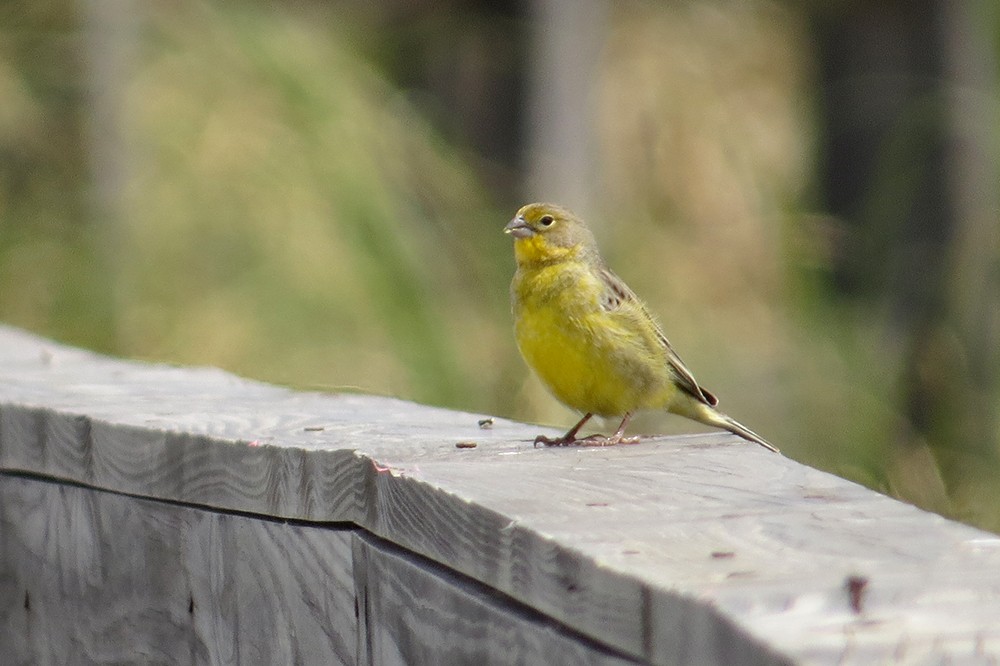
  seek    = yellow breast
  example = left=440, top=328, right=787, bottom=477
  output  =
left=511, top=262, right=675, bottom=417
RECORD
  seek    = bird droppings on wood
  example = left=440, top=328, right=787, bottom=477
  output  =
left=477, top=418, right=494, bottom=429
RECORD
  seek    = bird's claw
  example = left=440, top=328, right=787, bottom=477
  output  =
left=578, top=433, right=643, bottom=447
left=533, top=434, right=573, bottom=447
left=533, top=433, right=644, bottom=447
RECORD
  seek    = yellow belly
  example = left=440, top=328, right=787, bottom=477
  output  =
left=512, top=267, right=675, bottom=417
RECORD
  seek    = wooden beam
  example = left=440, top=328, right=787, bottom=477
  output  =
left=353, top=533, right=635, bottom=665
left=1, top=475, right=357, bottom=665
left=2, top=325, right=1000, bottom=664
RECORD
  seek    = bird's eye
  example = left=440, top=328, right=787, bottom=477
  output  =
left=540, top=215, right=554, bottom=227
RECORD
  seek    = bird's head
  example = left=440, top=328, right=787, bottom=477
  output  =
left=504, top=203, right=597, bottom=266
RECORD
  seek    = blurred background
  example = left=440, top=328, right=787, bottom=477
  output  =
left=1, top=0, right=998, bottom=530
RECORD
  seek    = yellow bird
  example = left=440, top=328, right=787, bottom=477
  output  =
left=505, top=202, right=778, bottom=452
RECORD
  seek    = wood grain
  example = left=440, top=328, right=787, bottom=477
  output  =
left=0, top=474, right=357, bottom=665
left=3, top=324, right=1000, bottom=664
left=1, top=474, right=642, bottom=666
left=353, top=533, right=638, bottom=665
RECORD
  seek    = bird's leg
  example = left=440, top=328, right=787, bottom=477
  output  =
left=578, top=412, right=642, bottom=446
left=534, top=413, right=593, bottom=447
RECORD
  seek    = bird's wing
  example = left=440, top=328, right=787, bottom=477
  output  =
left=597, top=267, right=719, bottom=407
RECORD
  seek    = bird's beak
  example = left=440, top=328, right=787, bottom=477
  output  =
left=504, top=216, right=534, bottom=238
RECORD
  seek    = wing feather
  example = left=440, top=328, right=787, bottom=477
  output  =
left=596, top=267, right=718, bottom=407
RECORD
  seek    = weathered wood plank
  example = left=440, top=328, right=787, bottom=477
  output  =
left=353, top=533, right=638, bottom=665
left=3, top=324, right=1000, bottom=664
left=0, top=474, right=357, bottom=665
left=1, top=473, right=643, bottom=666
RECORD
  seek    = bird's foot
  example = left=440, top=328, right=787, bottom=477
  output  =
left=534, top=433, right=644, bottom=447
left=577, top=433, right=643, bottom=447
left=533, top=433, right=577, bottom=447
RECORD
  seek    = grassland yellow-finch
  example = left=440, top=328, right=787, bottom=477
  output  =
left=506, top=202, right=778, bottom=452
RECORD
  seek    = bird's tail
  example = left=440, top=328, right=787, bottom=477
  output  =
left=687, top=403, right=780, bottom=453
left=716, top=412, right=779, bottom=453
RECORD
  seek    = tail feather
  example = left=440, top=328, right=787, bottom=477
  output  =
left=687, top=403, right=780, bottom=453
left=715, top=412, right=779, bottom=453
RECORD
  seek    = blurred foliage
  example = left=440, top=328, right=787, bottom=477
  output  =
left=1, top=0, right=520, bottom=410
left=0, top=0, right=998, bottom=531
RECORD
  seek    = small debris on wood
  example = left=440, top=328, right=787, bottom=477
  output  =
left=711, top=551, right=736, bottom=559
left=585, top=502, right=609, bottom=507
left=846, top=574, right=869, bottom=614
left=726, top=571, right=755, bottom=580
left=477, top=418, right=494, bottom=429
left=456, top=441, right=478, bottom=449
left=304, top=425, right=325, bottom=432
